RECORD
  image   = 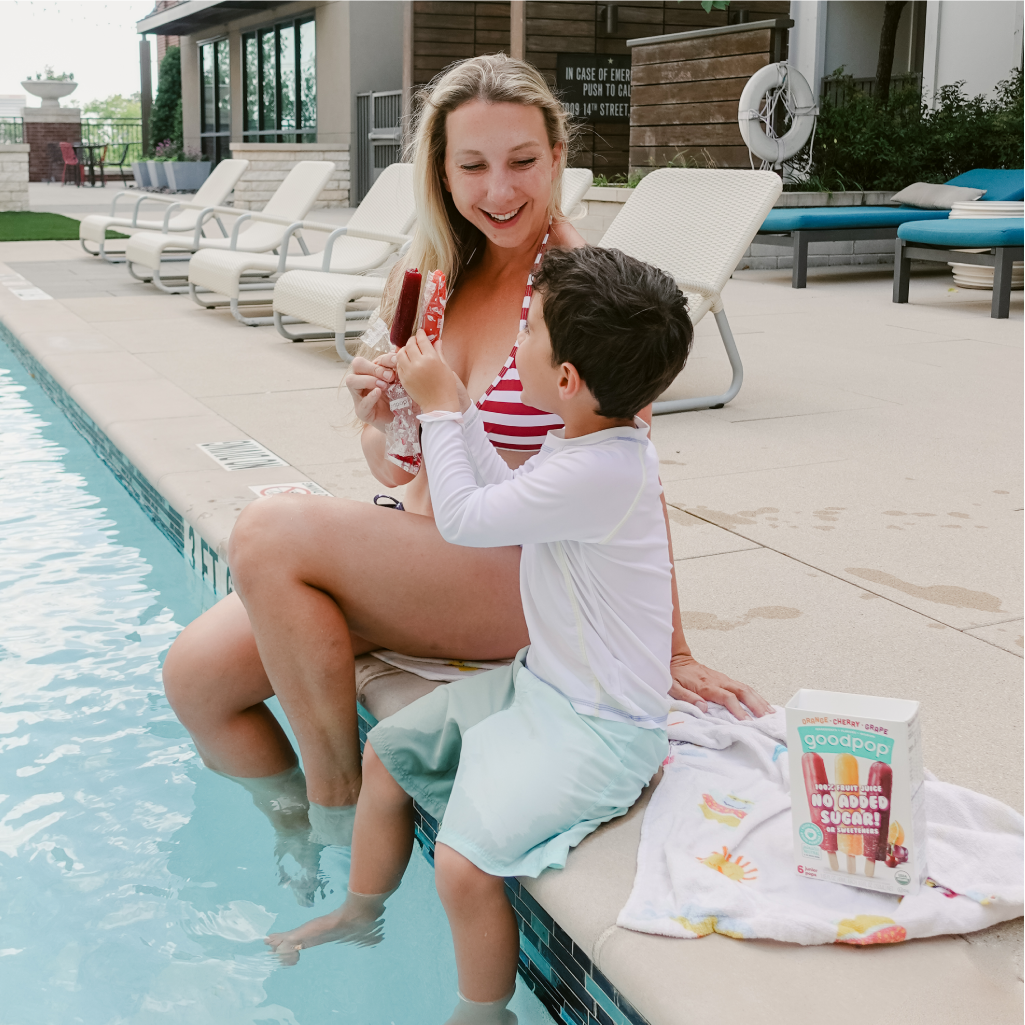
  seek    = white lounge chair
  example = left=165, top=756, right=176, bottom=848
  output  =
left=124, top=161, right=336, bottom=294
left=185, top=162, right=417, bottom=326
left=270, top=167, right=595, bottom=360
left=78, top=159, right=249, bottom=263
left=598, top=167, right=782, bottom=413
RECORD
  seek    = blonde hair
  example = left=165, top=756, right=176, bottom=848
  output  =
left=380, top=54, right=572, bottom=325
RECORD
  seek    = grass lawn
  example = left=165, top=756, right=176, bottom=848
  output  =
left=0, top=212, right=127, bottom=242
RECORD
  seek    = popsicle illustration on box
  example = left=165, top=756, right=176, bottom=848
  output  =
left=801, top=752, right=839, bottom=871
left=862, top=761, right=892, bottom=878
left=835, top=753, right=863, bottom=874
left=383, top=268, right=448, bottom=472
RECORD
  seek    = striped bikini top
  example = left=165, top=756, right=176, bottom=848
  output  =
left=475, top=223, right=564, bottom=453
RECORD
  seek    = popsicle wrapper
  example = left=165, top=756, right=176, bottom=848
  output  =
left=384, top=270, right=448, bottom=472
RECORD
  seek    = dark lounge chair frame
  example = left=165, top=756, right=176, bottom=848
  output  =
left=754, top=226, right=902, bottom=289
left=893, top=239, right=1023, bottom=319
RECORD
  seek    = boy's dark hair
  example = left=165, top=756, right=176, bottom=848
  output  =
left=532, top=246, right=693, bottom=419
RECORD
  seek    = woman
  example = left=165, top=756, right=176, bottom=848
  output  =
left=163, top=55, right=770, bottom=843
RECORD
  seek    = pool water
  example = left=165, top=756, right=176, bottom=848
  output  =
left=0, top=350, right=551, bottom=1025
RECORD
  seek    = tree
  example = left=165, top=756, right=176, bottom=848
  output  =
left=149, top=45, right=182, bottom=154
left=875, top=1, right=908, bottom=106
left=83, top=93, right=142, bottom=120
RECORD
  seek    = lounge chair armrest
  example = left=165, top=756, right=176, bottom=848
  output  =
left=228, top=212, right=253, bottom=249
left=192, top=206, right=221, bottom=247
left=346, top=227, right=412, bottom=247
left=272, top=221, right=309, bottom=273
left=161, top=202, right=184, bottom=232
left=110, top=191, right=134, bottom=217
left=321, top=226, right=348, bottom=270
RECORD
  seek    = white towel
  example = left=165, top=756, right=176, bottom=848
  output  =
left=618, top=702, right=1023, bottom=945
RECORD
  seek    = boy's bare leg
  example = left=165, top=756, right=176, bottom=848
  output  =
left=265, top=744, right=414, bottom=962
left=435, top=844, right=519, bottom=1003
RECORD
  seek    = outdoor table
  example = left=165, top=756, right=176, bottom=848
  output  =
left=73, top=143, right=106, bottom=187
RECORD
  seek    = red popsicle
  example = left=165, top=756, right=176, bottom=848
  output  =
left=390, top=268, right=422, bottom=348
left=863, top=760, right=892, bottom=877
left=801, top=752, right=839, bottom=871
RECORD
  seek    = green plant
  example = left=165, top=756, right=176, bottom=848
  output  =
left=700, top=0, right=730, bottom=11
left=25, top=66, right=74, bottom=81
left=794, top=66, right=1023, bottom=192
left=149, top=46, right=182, bottom=157
left=0, top=212, right=126, bottom=242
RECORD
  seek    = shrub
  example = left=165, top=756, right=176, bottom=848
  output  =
left=149, top=46, right=182, bottom=157
left=798, top=66, right=1023, bottom=192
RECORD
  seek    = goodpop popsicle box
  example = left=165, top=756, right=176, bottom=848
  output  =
left=786, top=689, right=926, bottom=896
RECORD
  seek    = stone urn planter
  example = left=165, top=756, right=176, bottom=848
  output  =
left=164, top=161, right=211, bottom=192
left=21, top=79, right=78, bottom=107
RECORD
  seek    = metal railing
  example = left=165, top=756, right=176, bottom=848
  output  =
left=0, top=117, right=24, bottom=144
left=821, top=73, right=923, bottom=107
left=80, top=117, right=144, bottom=166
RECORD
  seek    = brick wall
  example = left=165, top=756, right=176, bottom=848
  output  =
left=24, top=120, right=82, bottom=182
left=228, top=143, right=351, bottom=210
left=0, top=144, right=30, bottom=211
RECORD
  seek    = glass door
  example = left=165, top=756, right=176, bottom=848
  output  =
left=200, top=38, right=230, bottom=164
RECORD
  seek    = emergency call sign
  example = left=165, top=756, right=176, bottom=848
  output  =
left=556, top=53, right=632, bottom=123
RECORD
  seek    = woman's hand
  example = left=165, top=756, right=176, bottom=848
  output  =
left=668, top=654, right=774, bottom=721
left=346, top=354, right=399, bottom=431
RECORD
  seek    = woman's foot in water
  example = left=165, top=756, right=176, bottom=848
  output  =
left=265, top=889, right=392, bottom=964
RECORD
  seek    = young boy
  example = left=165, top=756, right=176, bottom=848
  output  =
left=266, top=246, right=693, bottom=1024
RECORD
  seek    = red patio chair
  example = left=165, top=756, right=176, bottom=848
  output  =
left=59, top=141, right=82, bottom=186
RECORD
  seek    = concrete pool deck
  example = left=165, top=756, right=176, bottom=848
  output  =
left=0, top=221, right=1021, bottom=1023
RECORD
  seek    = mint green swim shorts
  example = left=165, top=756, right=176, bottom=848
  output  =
left=366, top=648, right=668, bottom=878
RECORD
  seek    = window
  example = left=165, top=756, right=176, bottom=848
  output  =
left=200, top=38, right=230, bottom=164
left=243, top=15, right=316, bottom=144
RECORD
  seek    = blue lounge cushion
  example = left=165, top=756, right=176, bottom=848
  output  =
left=760, top=206, right=947, bottom=233
left=944, top=169, right=1024, bottom=202
left=897, top=218, right=1024, bottom=248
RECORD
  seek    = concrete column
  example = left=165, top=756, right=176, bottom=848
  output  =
left=510, top=1, right=526, bottom=60
left=402, top=0, right=413, bottom=145
left=316, top=1, right=352, bottom=148
left=180, top=34, right=201, bottom=155
left=921, top=0, right=941, bottom=106
left=788, top=0, right=827, bottom=100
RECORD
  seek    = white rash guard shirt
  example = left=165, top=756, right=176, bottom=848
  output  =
left=419, top=405, right=673, bottom=729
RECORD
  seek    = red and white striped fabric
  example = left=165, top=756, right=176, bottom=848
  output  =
left=476, top=221, right=564, bottom=453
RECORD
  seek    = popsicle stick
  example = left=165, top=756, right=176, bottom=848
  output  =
left=865, top=859, right=876, bottom=877
left=827, top=852, right=839, bottom=872
left=846, top=855, right=857, bottom=874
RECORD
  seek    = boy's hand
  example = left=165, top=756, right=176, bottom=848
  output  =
left=396, top=330, right=461, bottom=412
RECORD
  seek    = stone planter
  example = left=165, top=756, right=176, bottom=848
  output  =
left=146, top=160, right=167, bottom=189
left=164, top=161, right=211, bottom=192
left=131, top=162, right=150, bottom=188
left=21, top=79, right=78, bottom=108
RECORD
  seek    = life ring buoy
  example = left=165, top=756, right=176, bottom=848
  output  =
left=738, top=63, right=816, bottom=165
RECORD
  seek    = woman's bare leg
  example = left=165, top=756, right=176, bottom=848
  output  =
left=264, top=744, right=414, bottom=961
left=164, top=495, right=526, bottom=805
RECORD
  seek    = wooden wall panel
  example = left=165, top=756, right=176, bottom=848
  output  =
left=629, top=20, right=789, bottom=171
left=410, top=1, right=790, bottom=177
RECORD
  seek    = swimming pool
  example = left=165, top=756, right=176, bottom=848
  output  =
left=0, top=346, right=552, bottom=1024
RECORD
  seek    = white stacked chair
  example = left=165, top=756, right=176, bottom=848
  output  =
left=78, top=159, right=249, bottom=264
left=270, top=167, right=595, bottom=360
left=186, top=163, right=417, bottom=326
left=599, top=167, right=782, bottom=413
left=123, top=161, right=336, bottom=294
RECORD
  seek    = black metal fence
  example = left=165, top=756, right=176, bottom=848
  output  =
left=0, top=117, right=24, bottom=144
left=821, top=74, right=923, bottom=107
left=80, top=118, right=144, bottom=167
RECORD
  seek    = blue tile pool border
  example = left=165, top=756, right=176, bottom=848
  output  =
left=357, top=704, right=650, bottom=1025
left=2, top=316, right=650, bottom=1025
left=1, top=320, right=234, bottom=598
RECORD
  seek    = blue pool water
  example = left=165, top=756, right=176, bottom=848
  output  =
left=0, top=349, right=551, bottom=1024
